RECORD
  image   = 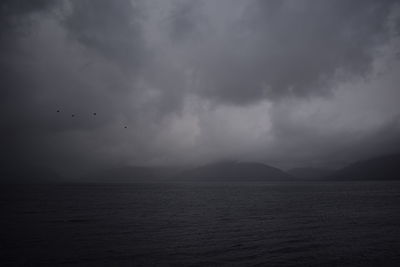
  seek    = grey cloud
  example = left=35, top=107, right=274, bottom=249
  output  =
left=0, top=0, right=54, bottom=36
left=179, top=0, right=398, bottom=104
left=63, top=0, right=146, bottom=71
left=0, top=0, right=56, bottom=165
left=0, top=2, right=140, bottom=173
left=1, top=0, right=400, bottom=179
left=167, top=0, right=203, bottom=41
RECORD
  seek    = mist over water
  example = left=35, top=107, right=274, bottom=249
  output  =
left=1, top=0, right=400, bottom=175
left=2, top=181, right=400, bottom=266
left=2, top=1, right=400, bottom=266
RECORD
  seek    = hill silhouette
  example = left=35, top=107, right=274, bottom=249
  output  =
left=288, top=167, right=334, bottom=180
left=3, top=154, right=400, bottom=183
left=330, top=154, right=400, bottom=180
left=179, top=161, right=293, bottom=182
left=82, top=166, right=182, bottom=183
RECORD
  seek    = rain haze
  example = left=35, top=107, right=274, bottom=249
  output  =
left=2, top=0, right=400, bottom=179
left=2, top=1, right=400, bottom=266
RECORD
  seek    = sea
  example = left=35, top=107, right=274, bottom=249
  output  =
left=1, top=181, right=400, bottom=266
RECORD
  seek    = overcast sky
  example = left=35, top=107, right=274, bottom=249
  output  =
left=1, top=0, right=400, bottom=176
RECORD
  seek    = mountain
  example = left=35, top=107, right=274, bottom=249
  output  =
left=82, top=166, right=183, bottom=183
left=288, top=167, right=334, bottom=180
left=330, top=154, right=400, bottom=180
left=178, top=161, right=293, bottom=182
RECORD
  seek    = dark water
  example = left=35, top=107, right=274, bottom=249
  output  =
left=1, top=182, right=400, bottom=266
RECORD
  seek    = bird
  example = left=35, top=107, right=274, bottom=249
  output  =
left=124, top=126, right=128, bottom=129
left=71, top=114, right=75, bottom=117
left=56, top=110, right=60, bottom=113
left=93, top=112, right=97, bottom=116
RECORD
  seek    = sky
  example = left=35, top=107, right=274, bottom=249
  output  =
left=1, top=0, right=400, bottom=177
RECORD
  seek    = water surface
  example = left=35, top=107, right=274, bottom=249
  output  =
left=1, top=181, right=400, bottom=266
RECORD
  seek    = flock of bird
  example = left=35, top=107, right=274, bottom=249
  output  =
left=56, top=110, right=128, bottom=128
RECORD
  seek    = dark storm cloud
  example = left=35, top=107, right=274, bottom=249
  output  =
left=167, top=0, right=203, bottom=41
left=186, top=0, right=398, bottom=105
left=0, top=0, right=54, bottom=146
left=63, top=0, right=146, bottom=71
left=0, top=0, right=54, bottom=35
left=0, top=1, right=143, bottom=175
left=0, top=0, right=55, bottom=98
left=1, top=0, right=400, bottom=180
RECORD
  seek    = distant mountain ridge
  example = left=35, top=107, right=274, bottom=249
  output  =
left=288, top=167, right=334, bottom=180
left=330, top=154, right=400, bottom=180
left=82, top=166, right=183, bottom=183
left=2, top=154, right=400, bottom=183
left=178, top=161, right=293, bottom=182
